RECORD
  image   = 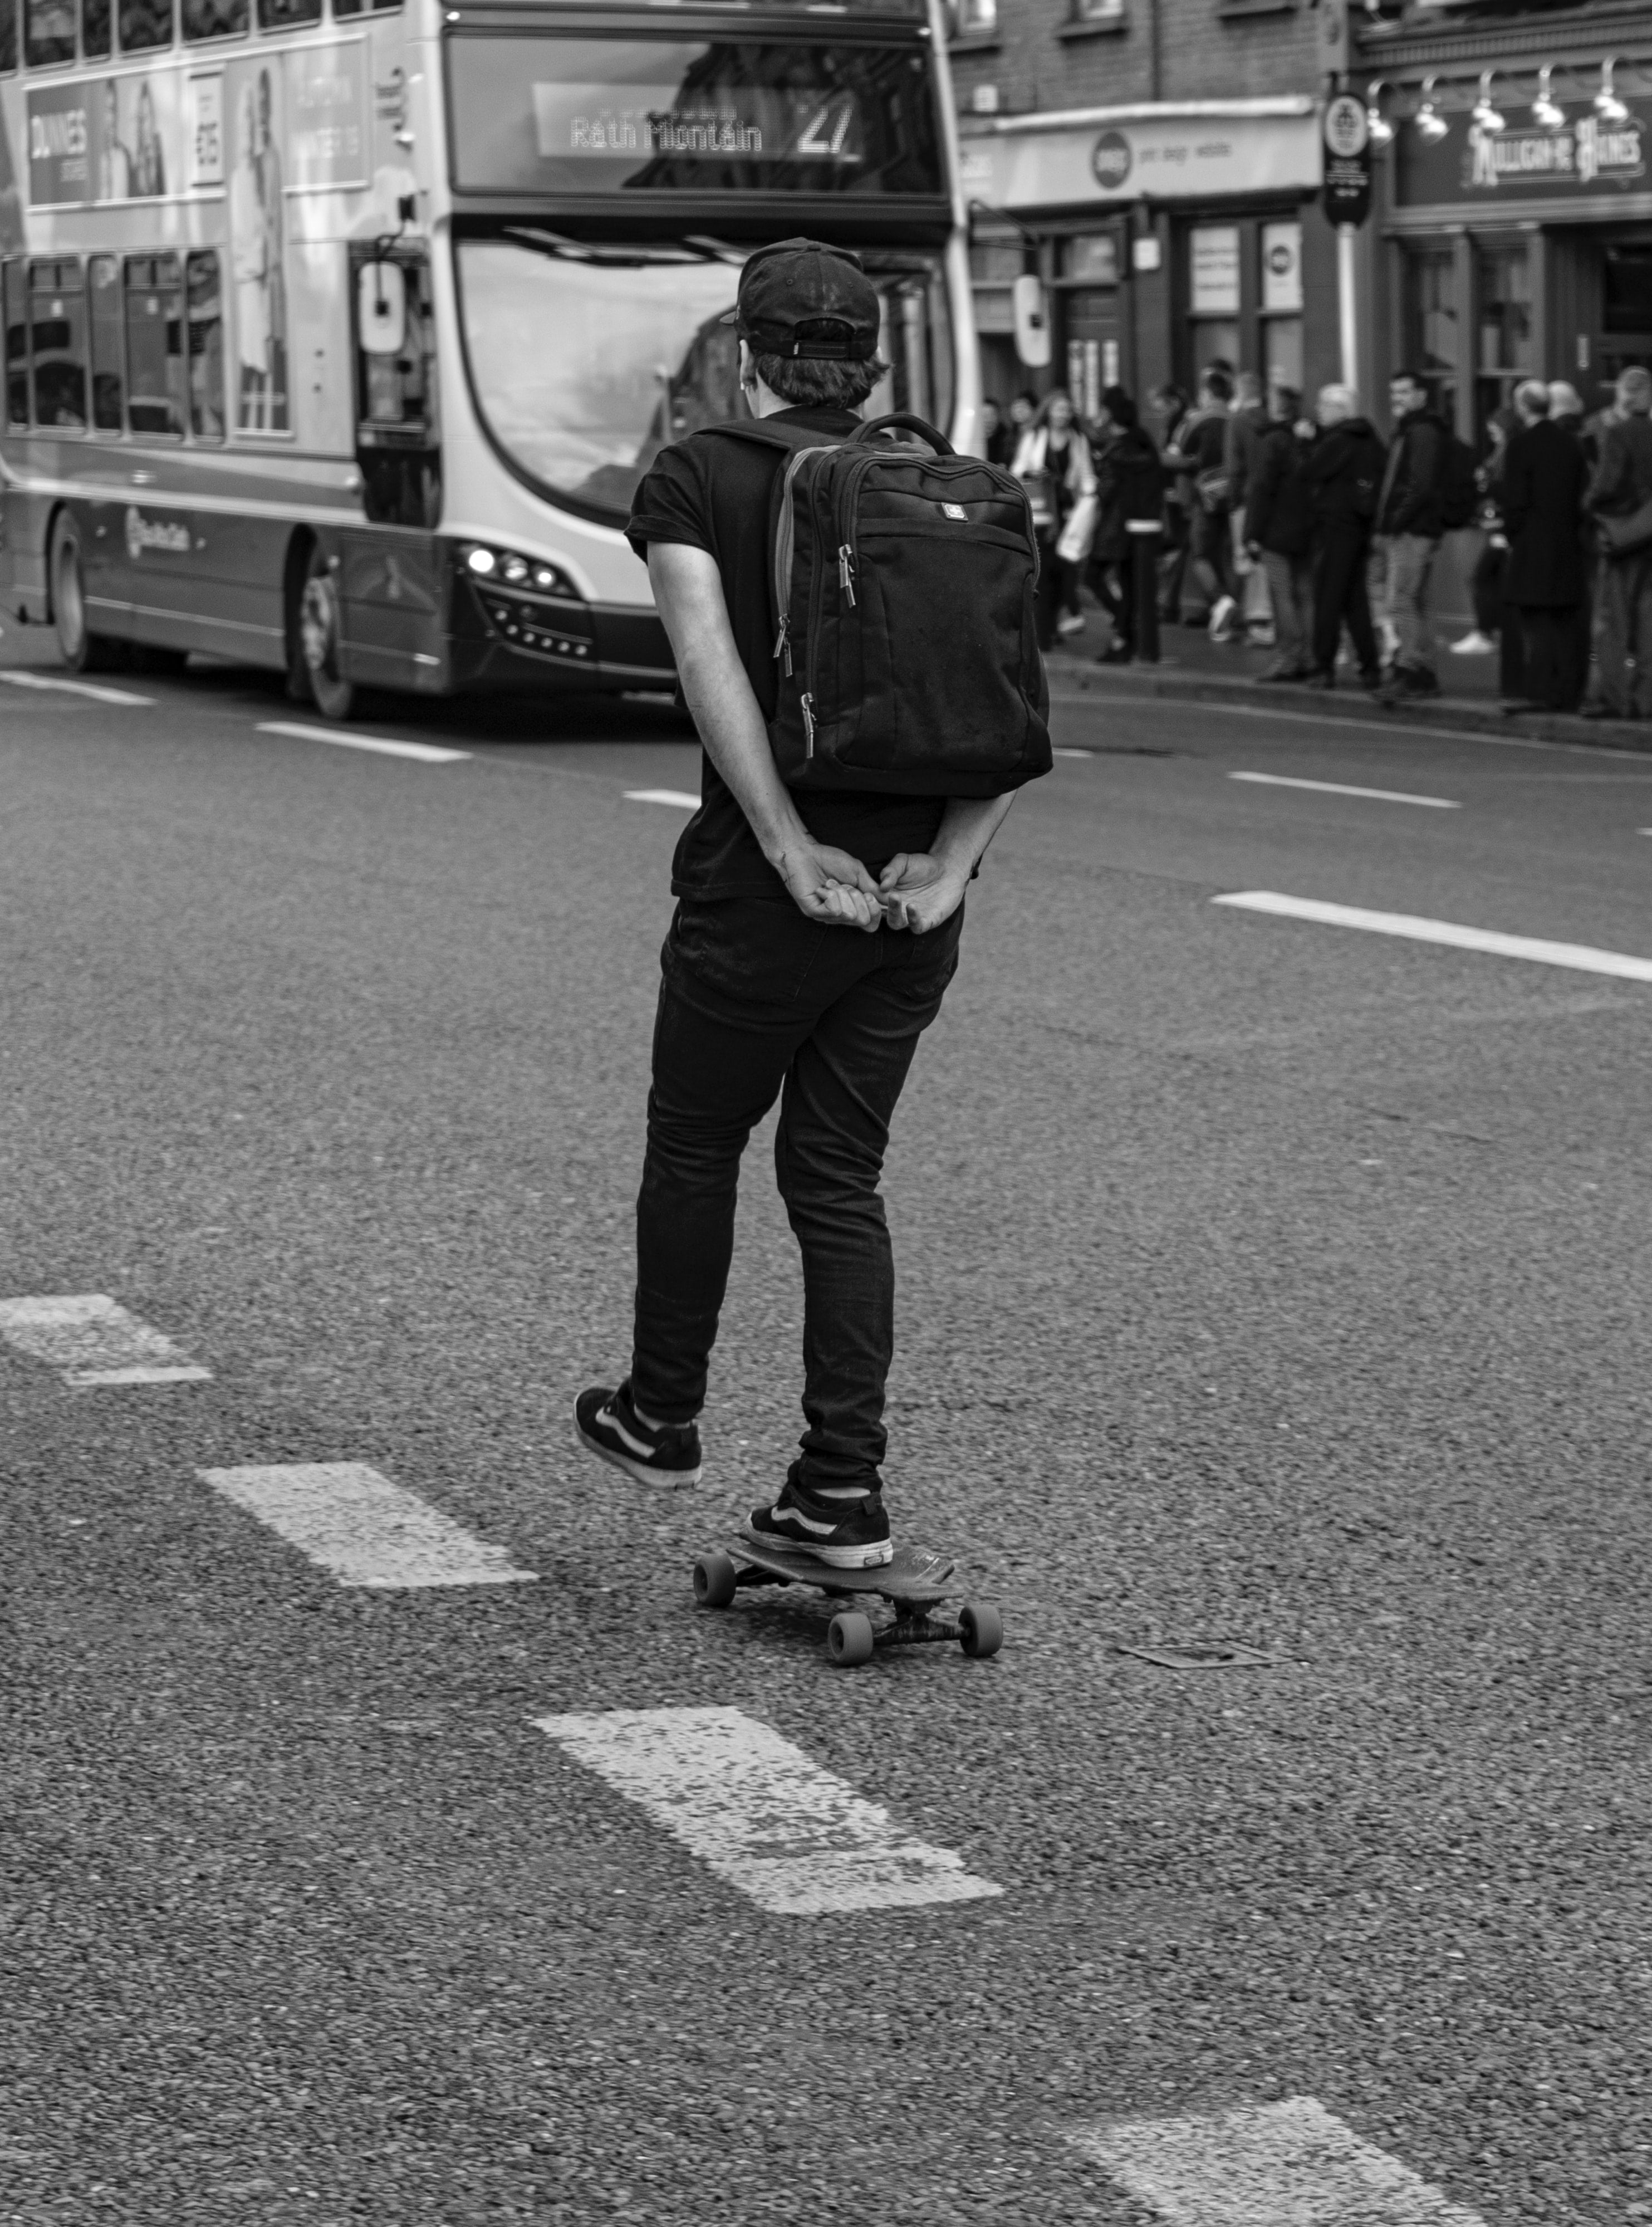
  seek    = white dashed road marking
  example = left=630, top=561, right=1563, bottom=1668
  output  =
left=1052, top=747, right=1093, bottom=759
left=0, top=1294, right=211, bottom=1386
left=625, top=789, right=702, bottom=808
left=536, top=1705, right=1003, bottom=1915
left=199, top=1463, right=536, bottom=1589
left=1214, top=891, right=1652, bottom=983
left=256, top=721, right=470, bottom=763
left=0, top=669, right=154, bottom=707
left=1228, top=771, right=1460, bottom=809
left=1068, top=2096, right=1486, bottom=2226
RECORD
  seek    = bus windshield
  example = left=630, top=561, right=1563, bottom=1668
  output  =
left=447, top=35, right=944, bottom=199
left=454, top=236, right=954, bottom=523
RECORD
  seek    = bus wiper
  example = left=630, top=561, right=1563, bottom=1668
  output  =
left=504, top=227, right=732, bottom=270
left=684, top=235, right=749, bottom=266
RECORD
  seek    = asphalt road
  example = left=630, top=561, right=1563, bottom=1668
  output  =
left=2, top=636, right=1649, bottom=2226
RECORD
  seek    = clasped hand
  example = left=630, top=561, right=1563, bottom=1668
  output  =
left=777, top=841, right=964, bottom=936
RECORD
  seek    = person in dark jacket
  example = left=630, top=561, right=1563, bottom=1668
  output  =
left=1500, top=380, right=1590, bottom=712
left=1244, top=384, right=1316, bottom=679
left=1584, top=364, right=1652, bottom=717
left=1300, top=384, right=1385, bottom=689
left=1149, top=382, right=1192, bottom=621
left=1085, top=385, right=1164, bottom=663
left=1375, top=369, right=1448, bottom=700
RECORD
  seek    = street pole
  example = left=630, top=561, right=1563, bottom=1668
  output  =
left=1337, top=221, right=1359, bottom=393
left=1127, top=519, right=1162, bottom=664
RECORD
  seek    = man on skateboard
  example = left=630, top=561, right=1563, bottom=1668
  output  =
left=575, top=238, right=1023, bottom=1570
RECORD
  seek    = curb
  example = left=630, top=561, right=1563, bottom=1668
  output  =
left=1046, top=658, right=1652, bottom=756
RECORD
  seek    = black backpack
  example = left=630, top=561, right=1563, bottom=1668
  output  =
left=712, top=412, right=1051, bottom=798
left=1438, top=429, right=1479, bottom=531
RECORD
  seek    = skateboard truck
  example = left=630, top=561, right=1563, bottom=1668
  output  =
left=693, top=1540, right=1004, bottom=1668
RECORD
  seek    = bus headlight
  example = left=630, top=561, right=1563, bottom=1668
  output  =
left=459, top=542, right=577, bottom=600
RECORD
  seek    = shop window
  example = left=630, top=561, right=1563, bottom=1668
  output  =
left=969, top=226, right=1021, bottom=339
left=89, top=253, right=124, bottom=429
left=0, top=0, right=17, bottom=67
left=28, top=257, right=87, bottom=427
left=183, top=0, right=247, bottom=35
left=82, top=0, right=109, bottom=55
left=4, top=261, right=30, bottom=426
left=256, top=0, right=320, bottom=26
left=1259, top=220, right=1302, bottom=396
left=1475, top=242, right=1532, bottom=433
left=1403, top=246, right=1458, bottom=429
left=1603, top=244, right=1652, bottom=337
left=1069, top=0, right=1124, bottom=21
left=950, top=0, right=997, bottom=33
left=187, top=250, right=224, bottom=439
left=1189, top=224, right=1241, bottom=376
left=124, top=252, right=185, bottom=436
left=1063, top=234, right=1118, bottom=286
left=117, top=0, right=172, bottom=48
left=24, top=0, right=75, bottom=64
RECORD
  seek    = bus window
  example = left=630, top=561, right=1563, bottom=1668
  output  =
left=183, top=0, right=244, bottom=33
left=24, top=0, right=76, bottom=66
left=354, top=252, right=439, bottom=528
left=28, top=260, right=88, bottom=428
left=0, top=0, right=17, bottom=70
left=117, top=0, right=171, bottom=50
left=186, top=251, right=224, bottom=439
left=82, top=0, right=110, bottom=57
left=123, top=254, right=185, bottom=437
left=89, top=254, right=124, bottom=430
left=3, top=263, right=27, bottom=427
left=256, top=0, right=318, bottom=28
left=332, top=0, right=361, bottom=13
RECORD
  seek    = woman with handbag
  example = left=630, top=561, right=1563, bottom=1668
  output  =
left=1012, top=389, right=1096, bottom=649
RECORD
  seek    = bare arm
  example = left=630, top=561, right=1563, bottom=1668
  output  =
left=648, top=541, right=883, bottom=930
left=878, top=792, right=1017, bottom=934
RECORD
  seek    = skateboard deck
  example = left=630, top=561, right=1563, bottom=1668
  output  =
left=692, top=1536, right=1002, bottom=1666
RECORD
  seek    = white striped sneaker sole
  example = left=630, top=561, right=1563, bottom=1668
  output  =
left=742, top=1524, right=893, bottom=1570
left=575, top=1420, right=703, bottom=1489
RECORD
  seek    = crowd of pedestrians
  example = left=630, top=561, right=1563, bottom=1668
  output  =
left=986, top=359, right=1652, bottom=718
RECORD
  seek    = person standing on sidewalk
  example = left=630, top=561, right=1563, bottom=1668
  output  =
left=1374, top=370, right=1447, bottom=703
left=1500, top=379, right=1589, bottom=713
left=1170, top=369, right=1235, bottom=635
left=1243, top=384, right=1315, bottom=680
left=1013, top=389, right=1095, bottom=647
left=1226, top=370, right=1274, bottom=647
left=1584, top=365, right=1652, bottom=719
left=576, top=238, right=1030, bottom=1571
left=1300, top=384, right=1385, bottom=692
left=1086, top=385, right=1164, bottom=665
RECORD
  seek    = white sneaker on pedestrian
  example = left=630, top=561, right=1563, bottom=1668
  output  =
left=1055, top=611, right=1086, bottom=638
left=1449, top=630, right=1496, bottom=655
left=1208, top=595, right=1237, bottom=640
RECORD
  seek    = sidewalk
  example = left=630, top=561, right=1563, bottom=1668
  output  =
left=1045, top=605, right=1652, bottom=756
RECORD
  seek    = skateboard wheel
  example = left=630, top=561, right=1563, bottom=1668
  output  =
left=959, top=1602, right=1003, bottom=1660
left=827, top=1611, right=875, bottom=1667
left=693, top=1550, right=738, bottom=1610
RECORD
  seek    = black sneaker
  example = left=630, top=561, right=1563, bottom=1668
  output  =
left=575, top=1381, right=703, bottom=1486
left=744, top=1467, right=893, bottom=1570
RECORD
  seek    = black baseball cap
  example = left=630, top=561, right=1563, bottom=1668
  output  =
left=724, top=237, right=881, bottom=361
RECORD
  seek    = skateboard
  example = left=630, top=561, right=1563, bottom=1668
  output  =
left=692, top=1535, right=1004, bottom=1667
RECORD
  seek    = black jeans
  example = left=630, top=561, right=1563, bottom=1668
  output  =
left=631, top=896, right=964, bottom=1494
left=1311, top=526, right=1380, bottom=679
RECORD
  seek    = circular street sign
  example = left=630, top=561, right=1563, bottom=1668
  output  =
left=1092, top=130, right=1133, bottom=192
left=1324, top=92, right=1369, bottom=159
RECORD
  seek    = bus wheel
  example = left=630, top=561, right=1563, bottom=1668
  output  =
left=50, top=513, right=121, bottom=673
left=298, top=549, right=355, bottom=721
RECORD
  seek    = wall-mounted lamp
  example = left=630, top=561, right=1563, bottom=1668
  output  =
left=1596, top=57, right=1630, bottom=126
left=1415, top=76, right=1449, bottom=143
left=1472, top=70, right=1505, bottom=135
left=1532, top=66, right=1566, bottom=131
left=1366, top=80, right=1395, bottom=145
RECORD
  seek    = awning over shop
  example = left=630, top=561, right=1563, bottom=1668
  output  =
left=959, top=97, right=1321, bottom=213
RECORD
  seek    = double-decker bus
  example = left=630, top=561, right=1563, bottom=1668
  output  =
left=0, top=0, right=976, bottom=719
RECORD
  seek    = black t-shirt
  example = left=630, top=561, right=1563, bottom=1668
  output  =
left=626, top=405, right=945, bottom=902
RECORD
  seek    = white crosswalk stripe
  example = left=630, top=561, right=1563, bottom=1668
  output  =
left=198, top=1462, right=536, bottom=1588
left=0, top=669, right=154, bottom=706
left=625, top=789, right=702, bottom=808
left=256, top=721, right=470, bottom=763
left=1215, top=891, right=1652, bottom=983
left=536, top=1705, right=1003, bottom=1915
left=1068, top=2096, right=1486, bottom=2225
left=0, top=1293, right=211, bottom=1386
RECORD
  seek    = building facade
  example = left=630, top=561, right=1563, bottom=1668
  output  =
left=1356, top=4, right=1652, bottom=442
left=947, top=0, right=1347, bottom=414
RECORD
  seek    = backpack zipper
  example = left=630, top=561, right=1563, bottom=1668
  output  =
left=772, top=445, right=838, bottom=681
left=800, top=692, right=815, bottom=757
left=838, top=544, right=856, bottom=605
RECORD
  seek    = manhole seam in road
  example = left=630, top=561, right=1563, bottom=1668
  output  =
left=1115, top=1641, right=1274, bottom=1671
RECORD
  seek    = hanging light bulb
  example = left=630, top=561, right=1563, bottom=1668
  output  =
left=1366, top=80, right=1395, bottom=145
left=1472, top=70, right=1505, bottom=134
left=1596, top=57, right=1630, bottom=125
left=1532, top=65, right=1566, bottom=130
left=1414, top=76, right=1449, bottom=143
